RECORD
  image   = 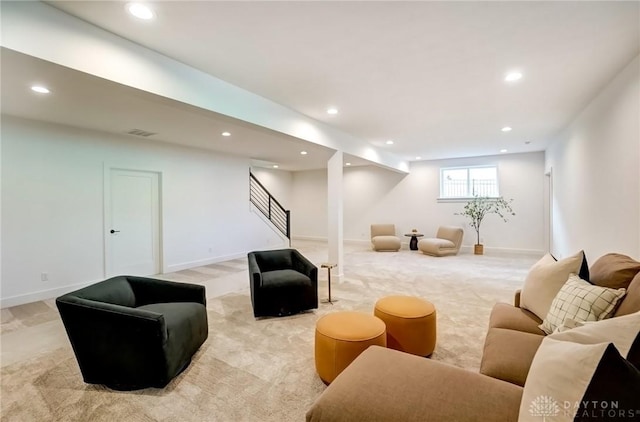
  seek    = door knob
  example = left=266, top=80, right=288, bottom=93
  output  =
left=110, top=229, right=120, bottom=234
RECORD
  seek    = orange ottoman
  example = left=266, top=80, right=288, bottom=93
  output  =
left=315, top=311, right=386, bottom=384
left=374, top=295, right=436, bottom=356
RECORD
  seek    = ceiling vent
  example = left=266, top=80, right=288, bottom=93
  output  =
left=126, top=129, right=157, bottom=137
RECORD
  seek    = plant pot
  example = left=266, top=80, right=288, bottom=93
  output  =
left=474, top=244, right=484, bottom=255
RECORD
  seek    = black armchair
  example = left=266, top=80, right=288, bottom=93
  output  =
left=56, top=276, right=208, bottom=390
left=248, top=248, right=318, bottom=317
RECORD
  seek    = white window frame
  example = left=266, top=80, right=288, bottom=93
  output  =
left=439, top=165, right=500, bottom=200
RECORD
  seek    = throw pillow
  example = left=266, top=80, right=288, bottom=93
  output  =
left=589, top=253, right=640, bottom=290
left=520, top=250, right=585, bottom=320
left=539, top=274, right=626, bottom=334
left=615, top=272, right=640, bottom=317
left=549, top=310, right=640, bottom=367
left=519, top=338, right=640, bottom=422
left=552, top=252, right=590, bottom=281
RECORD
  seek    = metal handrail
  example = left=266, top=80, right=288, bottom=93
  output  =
left=250, top=172, right=291, bottom=244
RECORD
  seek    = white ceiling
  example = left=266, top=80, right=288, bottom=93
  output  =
left=1, top=48, right=355, bottom=171
left=4, top=1, right=640, bottom=169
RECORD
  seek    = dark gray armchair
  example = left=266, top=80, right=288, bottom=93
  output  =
left=248, top=248, right=318, bottom=317
left=56, top=276, right=208, bottom=390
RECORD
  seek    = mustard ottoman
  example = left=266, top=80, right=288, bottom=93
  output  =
left=315, top=311, right=386, bottom=384
left=374, top=295, right=436, bottom=356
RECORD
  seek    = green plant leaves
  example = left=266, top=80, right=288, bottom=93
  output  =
left=455, top=196, right=515, bottom=245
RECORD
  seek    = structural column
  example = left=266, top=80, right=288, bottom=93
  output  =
left=327, top=151, right=344, bottom=280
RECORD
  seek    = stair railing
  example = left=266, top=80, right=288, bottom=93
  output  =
left=249, top=172, right=291, bottom=244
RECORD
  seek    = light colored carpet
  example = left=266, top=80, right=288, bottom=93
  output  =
left=0, top=241, right=538, bottom=421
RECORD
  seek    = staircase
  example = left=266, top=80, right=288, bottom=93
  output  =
left=250, top=172, right=290, bottom=245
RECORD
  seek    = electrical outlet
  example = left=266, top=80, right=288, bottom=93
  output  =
left=208, top=247, right=213, bottom=253
left=41, top=272, right=48, bottom=282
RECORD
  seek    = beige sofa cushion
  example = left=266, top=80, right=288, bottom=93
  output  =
left=306, top=346, right=522, bottom=422
left=488, top=302, right=545, bottom=335
left=520, top=250, right=584, bottom=320
left=519, top=337, right=640, bottom=422
left=370, top=224, right=396, bottom=238
left=549, top=311, right=640, bottom=359
left=417, top=226, right=463, bottom=257
left=480, top=328, right=544, bottom=387
left=370, top=224, right=401, bottom=251
left=371, top=236, right=401, bottom=251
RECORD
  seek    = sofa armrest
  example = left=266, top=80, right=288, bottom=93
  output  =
left=57, top=295, right=167, bottom=341
left=307, top=346, right=522, bottom=422
left=291, top=249, right=318, bottom=282
left=127, top=276, right=206, bottom=307
left=514, top=289, right=522, bottom=308
left=56, top=296, right=168, bottom=386
left=248, top=252, right=262, bottom=288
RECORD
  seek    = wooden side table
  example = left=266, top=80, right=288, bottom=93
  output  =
left=404, top=233, right=424, bottom=250
left=320, top=263, right=338, bottom=304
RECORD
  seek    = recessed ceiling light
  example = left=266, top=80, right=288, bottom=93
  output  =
left=126, top=3, right=155, bottom=20
left=221, top=131, right=231, bottom=137
left=415, top=156, right=422, bottom=160
left=273, top=165, right=279, bottom=169
left=505, top=72, right=523, bottom=82
left=501, top=126, right=512, bottom=132
left=500, top=149, right=508, bottom=153
left=386, top=140, right=394, bottom=145
left=345, top=162, right=352, bottom=166
left=300, top=151, right=308, bottom=155
left=31, top=85, right=50, bottom=94
left=327, top=107, right=338, bottom=115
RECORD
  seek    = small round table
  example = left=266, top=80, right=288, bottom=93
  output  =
left=320, top=263, right=338, bottom=304
left=404, top=233, right=424, bottom=250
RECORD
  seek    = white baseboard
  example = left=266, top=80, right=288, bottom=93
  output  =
left=293, top=236, right=369, bottom=245
left=294, top=236, right=411, bottom=249
left=165, top=252, right=248, bottom=273
left=1, top=279, right=100, bottom=309
left=292, top=235, right=327, bottom=242
left=459, top=245, right=544, bottom=256
left=293, top=236, right=543, bottom=255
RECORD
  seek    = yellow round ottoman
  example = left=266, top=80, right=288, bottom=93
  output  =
left=315, top=311, right=386, bottom=384
left=374, top=295, right=436, bottom=356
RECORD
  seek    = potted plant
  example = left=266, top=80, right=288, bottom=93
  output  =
left=456, top=196, right=515, bottom=255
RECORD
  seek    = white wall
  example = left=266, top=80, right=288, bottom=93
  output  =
left=291, top=152, right=546, bottom=253
left=291, top=169, right=328, bottom=239
left=546, top=56, right=640, bottom=260
left=1, top=116, right=286, bottom=307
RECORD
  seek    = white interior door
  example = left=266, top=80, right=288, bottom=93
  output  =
left=106, top=169, right=160, bottom=277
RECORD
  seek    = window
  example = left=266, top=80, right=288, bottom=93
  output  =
left=440, top=165, right=499, bottom=198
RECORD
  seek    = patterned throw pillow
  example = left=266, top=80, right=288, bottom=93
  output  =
left=539, top=274, right=626, bottom=334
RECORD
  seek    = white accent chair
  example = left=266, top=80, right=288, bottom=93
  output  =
left=418, top=226, right=464, bottom=257
left=371, top=224, right=401, bottom=251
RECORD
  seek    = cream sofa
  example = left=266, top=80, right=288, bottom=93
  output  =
left=417, top=226, right=463, bottom=257
left=479, top=253, right=640, bottom=386
left=370, top=224, right=401, bottom=251
left=306, top=253, right=640, bottom=422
